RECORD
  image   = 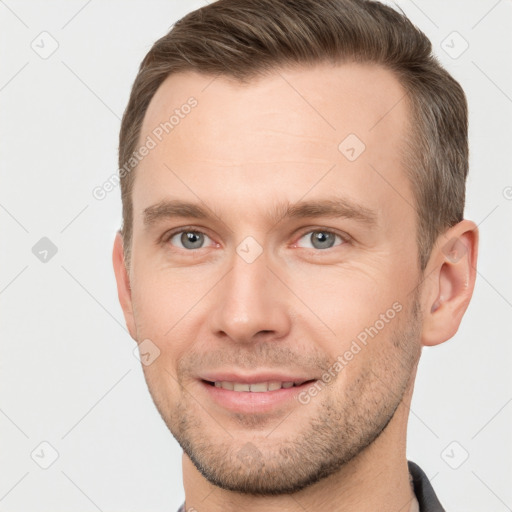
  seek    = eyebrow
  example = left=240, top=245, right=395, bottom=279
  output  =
left=143, top=197, right=378, bottom=229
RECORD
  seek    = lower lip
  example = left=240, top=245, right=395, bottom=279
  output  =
left=200, top=380, right=317, bottom=414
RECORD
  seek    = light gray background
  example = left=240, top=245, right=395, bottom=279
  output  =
left=1, top=1, right=511, bottom=511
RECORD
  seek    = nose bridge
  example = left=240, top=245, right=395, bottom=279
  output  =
left=209, top=245, right=290, bottom=343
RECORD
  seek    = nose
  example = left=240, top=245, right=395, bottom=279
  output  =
left=208, top=248, right=292, bottom=345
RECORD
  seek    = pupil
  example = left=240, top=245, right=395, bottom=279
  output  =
left=182, top=231, right=203, bottom=249
left=312, top=231, right=334, bottom=249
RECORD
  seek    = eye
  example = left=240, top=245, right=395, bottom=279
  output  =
left=295, top=230, right=345, bottom=250
left=167, top=230, right=213, bottom=250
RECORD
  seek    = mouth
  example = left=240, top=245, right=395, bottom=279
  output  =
left=202, top=379, right=316, bottom=392
left=199, top=378, right=318, bottom=414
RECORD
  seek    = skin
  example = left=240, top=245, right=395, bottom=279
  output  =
left=113, top=62, right=478, bottom=512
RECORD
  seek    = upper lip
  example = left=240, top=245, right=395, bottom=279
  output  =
left=199, top=371, right=318, bottom=385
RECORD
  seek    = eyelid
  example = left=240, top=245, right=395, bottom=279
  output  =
left=161, top=226, right=217, bottom=248
left=161, top=225, right=352, bottom=250
left=292, top=227, right=351, bottom=247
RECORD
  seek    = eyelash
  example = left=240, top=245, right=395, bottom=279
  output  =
left=162, top=226, right=349, bottom=252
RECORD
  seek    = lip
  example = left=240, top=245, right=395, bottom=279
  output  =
left=199, top=371, right=316, bottom=385
left=199, top=378, right=318, bottom=414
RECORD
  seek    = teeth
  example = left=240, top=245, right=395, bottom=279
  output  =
left=213, top=380, right=303, bottom=392
left=249, top=382, right=269, bottom=392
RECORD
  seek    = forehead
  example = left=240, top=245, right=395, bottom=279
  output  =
left=140, top=61, right=410, bottom=150
left=134, top=62, right=413, bottom=224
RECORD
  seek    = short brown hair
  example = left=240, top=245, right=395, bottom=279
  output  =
left=118, top=0, right=468, bottom=271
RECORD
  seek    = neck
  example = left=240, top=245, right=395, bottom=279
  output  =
left=182, top=371, right=418, bottom=512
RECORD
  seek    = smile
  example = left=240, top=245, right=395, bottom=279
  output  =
left=206, top=380, right=313, bottom=392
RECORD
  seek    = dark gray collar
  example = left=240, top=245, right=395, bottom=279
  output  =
left=408, top=460, right=446, bottom=512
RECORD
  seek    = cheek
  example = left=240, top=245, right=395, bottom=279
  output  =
left=287, top=266, right=403, bottom=339
left=130, top=266, right=220, bottom=374
left=284, top=263, right=415, bottom=385
left=131, top=264, right=206, bottom=332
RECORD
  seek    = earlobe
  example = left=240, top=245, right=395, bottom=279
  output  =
left=421, top=220, right=479, bottom=347
left=112, top=231, right=137, bottom=340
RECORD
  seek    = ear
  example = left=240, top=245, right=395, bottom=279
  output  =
left=420, top=220, right=479, bottom=347
left=112, top=231, right=137, bottom=340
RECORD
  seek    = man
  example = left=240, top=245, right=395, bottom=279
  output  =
left=112, top=0, right=478, bottom=510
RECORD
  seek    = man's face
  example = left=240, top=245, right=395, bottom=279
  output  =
left=125, top=63, right=424, bottom=494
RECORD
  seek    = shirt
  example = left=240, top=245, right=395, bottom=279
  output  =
left=176, top=460, right=445, bottom=512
